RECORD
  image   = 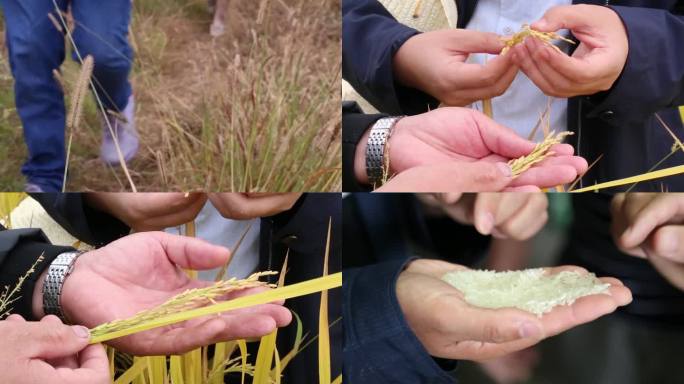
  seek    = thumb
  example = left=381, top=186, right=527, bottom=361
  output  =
left=449, top=29, right=506, bottom=54
left=469, top=110, right=536, bottom=159
left=456, top=306, right=545, bottom=344
left=151, top=232, right=232, bottom=270
left=453, top=162, right=513, bottom=192
left=25, top=322, right=91, bottom=359
left=532, top=5, right=586, bottom=32
left=646, top=226, right=684, bottom=263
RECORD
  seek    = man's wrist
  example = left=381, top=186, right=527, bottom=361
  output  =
left=354, top=129, right=372, bottom=185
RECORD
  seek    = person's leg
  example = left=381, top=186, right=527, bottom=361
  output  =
left=70, top=0, right=138, bottom=164
left=70, top=0, right=132, bottom=112
left=1, top=0, right=69, bottom=191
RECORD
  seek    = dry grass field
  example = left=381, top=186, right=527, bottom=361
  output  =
left=0, top=0, right=341, bottom=191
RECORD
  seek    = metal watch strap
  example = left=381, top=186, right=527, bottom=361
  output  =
left=43, top=251, right=82, bottom=321
left=366, top=116, right=404, bottom=186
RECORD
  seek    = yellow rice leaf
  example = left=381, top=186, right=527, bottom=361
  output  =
left=114, top=357, right=148, bottom=384
left=679, top=106, right=684, bottom=123
left=572, top=165, right=684, bottom=193
left=319, top=218, right=332, bottom=384
left=170, top=356, right=184, bottom=384
left=273, top=346, right=282, bottom=384
left=181, top=349, right=201, bottom=384
left=254, top=253, right=288, bottom=384
left=238, top=339, right=248, bottom=384
left=0, top=193, right=26, bottom=228
left=332, top=375, right=343, bottom=384
left=278, top=311, right=304, bottom=371
left=146, top=356, right=166, bottom=384
left=89, top=273, right=342, bottom=344
left=208, top=342, right=228, bottom=384
left=107, top=346, right=116, bottom=379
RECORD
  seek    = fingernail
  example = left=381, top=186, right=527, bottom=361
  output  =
left=518, top=322, right=542, bottom=339
left=661, top=232, right=679, bottom=255
left=534, top=19, right=548, bottom=29
left=496, top=163, right=512, bottom=177
left=479, top=212, right=495, bottom=235
left=72, top=325, right=90, bottom=339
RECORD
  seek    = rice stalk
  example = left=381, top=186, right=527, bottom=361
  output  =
left=572, top=165, right=684, bottom=193
left=508, top=131, right=574, bottom=177
left=90, top=272, right=277, bottom=339
left=501, top=24, right=575, bottom=56
left=90, top=272, right=342, bottom=344
left=318, top=218, right=332, bottom=384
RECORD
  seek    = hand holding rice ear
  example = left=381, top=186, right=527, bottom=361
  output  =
left=393, top=29, right=520, bottom=106
left=0, top=315, right=109, bottom=384
left=33, top=232, right=292, bottom=355
left=510, top=5, right=629, bottom=98
left=364, top=107, right=588, bottom=191
left=396, top=259, right=632, bottom=361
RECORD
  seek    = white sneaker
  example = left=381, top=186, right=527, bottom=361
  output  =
left=100, top=95, right=139, bottom=165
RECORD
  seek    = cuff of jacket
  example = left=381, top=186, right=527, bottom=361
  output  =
left=342, top=102, right=387, bottom=192
left=586, top=6, right=683, bottom=125
left=343, top=257, right=456, bottom=384
left=0, top=228, right=75, bottom=320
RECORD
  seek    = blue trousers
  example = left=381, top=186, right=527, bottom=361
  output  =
left=1, top=0, right=133, bottom=191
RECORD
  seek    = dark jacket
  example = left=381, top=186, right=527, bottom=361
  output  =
left=343, top=0, right=684, bottom=191
left=31, top=193, right=342, bottom=384
left=343, top=193, right=490, bottom=383
left=0, top=224, right=74, bottom=319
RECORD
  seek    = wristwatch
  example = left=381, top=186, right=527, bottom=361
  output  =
left=42, top=251, right=82, bottom=322
left=365, top=116, right=404, bottom=186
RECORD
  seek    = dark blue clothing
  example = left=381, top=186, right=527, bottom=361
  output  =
left=343, top=0, right=684, bottom=191
left=343, top=194, right=490, bottom=384
left=1, top=0, right=134, bottom=191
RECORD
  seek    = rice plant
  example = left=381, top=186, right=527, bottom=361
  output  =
left=0, top=0, right=340, bottom=191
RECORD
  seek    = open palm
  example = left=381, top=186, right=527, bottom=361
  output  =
left=397, top=259, right=632, bottom=361
left=388, top=108, right=588, bottom=189
left=61, top=232, right=292, bottom=355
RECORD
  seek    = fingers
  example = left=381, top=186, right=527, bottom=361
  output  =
left=472, top=194, right=548, bottom=240
left=152, top=232, right=232, bottom=270
left=510, top=164, right=579, bottom=188
left=209, top=193, right=302, bottom=220
left=449, top=30, right=507, bottom=54
left=6, top=314, right=26, bottom=322
left=531, top=5, right=587, bottom=32
left=619, top=196, right=684, bottom=248
left=74, top=344, right=110, bottom=383
left=645, top=225, right=684, bottom=263
left=377, top=162, right=514, bottom=193
left=454, top=306, right=544, bottom=345
left=22, top=316, right=91, bottom=359
left=469, top=110, right=536, bottom=159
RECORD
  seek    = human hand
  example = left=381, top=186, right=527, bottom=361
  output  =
left=611, top=193, right=684, bottom=290
left=357, top=108, right=587, bottom=190
left=33, top=232, right=292, bottom=355
left=424, top=193, right=550, bottom=241
left=394, top=29, right=518, bottom=106
left=0, top=315, right=109, bottom=384
left=208, top=193, right=302, bottom=220
left=396, top=259, right=631, bottom=360
left=511, top=5, right=629, bottom=98
left=85, top=192, right=208, bottom=231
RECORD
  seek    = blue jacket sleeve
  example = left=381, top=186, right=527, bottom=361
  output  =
left=342, top=0, right=439, bottom=115
left=586, top=4, right=684, bottom=124
left=343, top=257, right=457, bottom=384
